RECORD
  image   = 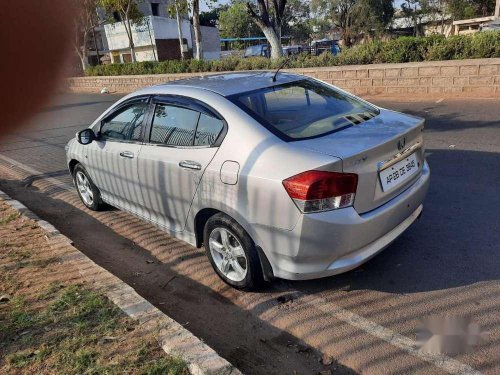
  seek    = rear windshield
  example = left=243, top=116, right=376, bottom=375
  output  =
left=228, top=79, right=379, bottom=141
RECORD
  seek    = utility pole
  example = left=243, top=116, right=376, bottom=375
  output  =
left=495, top=0, right=499, bottom=19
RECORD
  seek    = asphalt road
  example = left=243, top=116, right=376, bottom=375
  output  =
left=0, top=93, right=499, bottom=375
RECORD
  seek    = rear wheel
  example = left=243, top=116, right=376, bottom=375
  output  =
left=204, top=213, right=264, bottom=291
left=73, top=164, right=104, bottom=211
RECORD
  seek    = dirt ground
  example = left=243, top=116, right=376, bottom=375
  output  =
left=0, top=200, right=189, bottom=375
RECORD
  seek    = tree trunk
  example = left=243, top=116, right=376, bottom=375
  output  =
left=80, top=55, right=90, bottom=70
left=174, top=1, right=185, bottom=60
left=130, top=47, right=136, bottom=62
left=262, top=26, right=282, bottom=59
left=124, top=17, right=136, bottom=62
left=74, top=33, right=89, bottom=71
left=192, top=0, right=202, bottom=60
left=91, top=26, right=101, bottom=65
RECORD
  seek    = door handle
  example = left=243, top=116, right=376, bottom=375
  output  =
left=119, top=151, right=134, bottom=158
left=179, top=160, right=202, bottom=170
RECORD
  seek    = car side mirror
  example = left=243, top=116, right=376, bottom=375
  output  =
left=77, top=129, right=96, bottom=145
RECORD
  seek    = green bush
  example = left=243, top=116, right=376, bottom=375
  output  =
left=426, top=35, right=472, bottom=60
left=85, top=31, right=500, bottom=76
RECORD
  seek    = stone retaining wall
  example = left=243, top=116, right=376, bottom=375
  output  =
left=65, top=58, right=500, bottom=97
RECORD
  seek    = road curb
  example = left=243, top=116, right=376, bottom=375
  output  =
left=0, top=189, right=242, bottom=375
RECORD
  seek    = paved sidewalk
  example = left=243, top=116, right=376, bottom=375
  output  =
left=0, top=189, right=241, bottom=375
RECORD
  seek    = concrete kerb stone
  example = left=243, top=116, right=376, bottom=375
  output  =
left=0, top=188, right=243, bottom=375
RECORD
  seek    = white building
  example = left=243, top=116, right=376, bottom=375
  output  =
left=103, top=0, right=220, bottom=63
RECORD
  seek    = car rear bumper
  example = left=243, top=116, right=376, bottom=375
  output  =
left=259, top=161, right=430, bottom=280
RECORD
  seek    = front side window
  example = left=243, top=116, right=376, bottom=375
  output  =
left=150, top=104, right=200, bottom=146
left=229, top=79, right=379, bottom=140
left=100, top=102, right=147, bottom=141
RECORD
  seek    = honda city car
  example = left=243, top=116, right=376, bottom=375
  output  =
left=66, top=72, right=430, bottom=290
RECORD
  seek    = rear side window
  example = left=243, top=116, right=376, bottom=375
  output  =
left=150, top=104, right=200, bottom=146
left=100, top=103, right=147, bottom=141
left=229, top=79, right=379, bottom=141
left=194, top=113, right=224, bottom=146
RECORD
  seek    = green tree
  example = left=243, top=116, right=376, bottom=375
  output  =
left=445, top=0, right=496, bottom=20
left=73, top=0, right=101, bottom=70
left=353, top=0, right=394, bottom=38
left=100, top=0, right=144, bottom=62
left=311, top=0, right=357, bottom=46
left=401, top=0, right=436, bottom=36
left=219, top=1, right=262, bottom=38
left=312, top=0, right=394, bottom=44
left=282, top=0, right=313, bottom=43
left=200, top=6, right=226, bottom=27
left=167, top=0, right=189, bottom=60
left=246, top=0, right=288, bottom=59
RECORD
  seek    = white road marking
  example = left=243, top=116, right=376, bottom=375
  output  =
left=436, top=98, right=445, bottom=103
left=0, top=152, right=483, bottom=375
left=284, top=290, right=483, bottom=375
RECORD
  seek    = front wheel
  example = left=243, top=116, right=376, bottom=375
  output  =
left=204, top=213, right=264, bottom=291
left=73, top=164, right=104, bottom=211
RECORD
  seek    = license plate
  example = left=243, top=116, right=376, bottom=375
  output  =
left=379, top=153, right=419, bottom=192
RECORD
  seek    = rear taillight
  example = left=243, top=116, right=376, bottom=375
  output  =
left=283, top=170, right=358, bottom=213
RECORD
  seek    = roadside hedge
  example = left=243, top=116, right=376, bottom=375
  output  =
left=85, top=31, right=500, bottom=76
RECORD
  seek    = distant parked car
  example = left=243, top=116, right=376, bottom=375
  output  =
left=244, top=44, right=269, bottom=58
left=67, top=72, right=430, bottom=290
left=311, top=39, right=341, bottom=56
left=480, top=19, right=500, bottom=32
left=282, top=45, right=303, bottom=56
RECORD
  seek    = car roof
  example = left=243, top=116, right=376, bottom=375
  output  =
left=153, top=71, right=305, bottom=97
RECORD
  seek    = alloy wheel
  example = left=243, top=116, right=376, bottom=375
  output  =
left=75, top=171, right=94, bottom=207
left=209, top=227, right=248, bottom=282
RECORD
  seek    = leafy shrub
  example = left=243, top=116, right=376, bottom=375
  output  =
left=379, top=36, right=426, bottom=63
left=426, top=35, right=472, bottom=60
left=469, top=30, right=500, bottom=58
left=85, top=31, right=500, bottom=76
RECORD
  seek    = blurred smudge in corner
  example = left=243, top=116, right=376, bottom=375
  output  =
left=416, top=315, right=489, bottom=356
left=0, top=1, right=76, bottom=138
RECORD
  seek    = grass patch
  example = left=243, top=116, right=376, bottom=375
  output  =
left=0, top=211, right=20, bottom=225
left=1, top=284, right=189, bottom=374
left=0, top=201, right=189, bottom=374
left=7, top=247, right=32, bottom=262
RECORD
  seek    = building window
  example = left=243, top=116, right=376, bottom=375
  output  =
left=151, top=3, right=159, bottom=16
left=122, top=53, right=132, bottom=63
left=113, top=11, right=121, bottom=22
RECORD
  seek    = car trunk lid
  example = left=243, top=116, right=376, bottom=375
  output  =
left=293, top=109, right=425, bottom=213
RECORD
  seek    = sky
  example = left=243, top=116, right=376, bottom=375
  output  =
left=200, top=0, right=228, bottom=12
left=200, top=1, right=407, bottom=13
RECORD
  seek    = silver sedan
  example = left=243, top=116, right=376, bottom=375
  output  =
left=66, top=72, right=430, bottom=290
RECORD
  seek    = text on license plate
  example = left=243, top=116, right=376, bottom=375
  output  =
left=379, top=153, right=419, bottom=192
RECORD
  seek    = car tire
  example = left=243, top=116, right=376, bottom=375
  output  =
left=204, top=213, right=264, bottom=291
left=73, top=163, right=104, bottom=211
